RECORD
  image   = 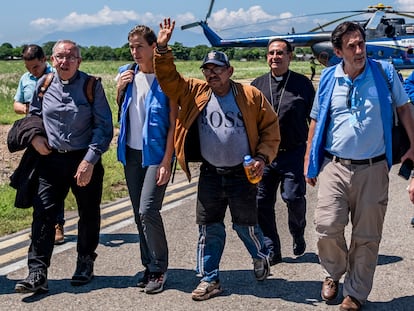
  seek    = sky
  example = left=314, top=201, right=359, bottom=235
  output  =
left=1, top=0, right=414, bottom=47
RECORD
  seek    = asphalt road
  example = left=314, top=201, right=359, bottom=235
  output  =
left=1, top=165, right=414, bottom=311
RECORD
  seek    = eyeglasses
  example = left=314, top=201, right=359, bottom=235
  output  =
left=267, top=50, right=288, bottom=56
left=54, top=55, right=79, bottom=63
left=346, top=84, right=355, bottom=109
left=201, top=66, right=228, bottom=75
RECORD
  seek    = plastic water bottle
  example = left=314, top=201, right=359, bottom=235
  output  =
left=243, top=155, right=262, bottom=184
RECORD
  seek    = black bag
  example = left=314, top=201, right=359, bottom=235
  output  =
left=392, top=109, right=410, bottom=165
left=376, top=61, right=410, bottom=165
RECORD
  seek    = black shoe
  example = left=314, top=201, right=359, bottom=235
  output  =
left=71, top=254, right=96, bottom=286
left=411, top=217, right=414, bottom=227
left=137, top=269, right=150, bottom=288
left=15, top=269, right=48, bottom=293
left=269, top=251, right=283, bottom=266
left=293, top=236, right=306, bottom=256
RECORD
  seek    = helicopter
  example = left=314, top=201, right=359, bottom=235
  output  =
left=181, top=1, right=414, bottom=69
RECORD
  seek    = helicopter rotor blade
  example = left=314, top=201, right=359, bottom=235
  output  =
left=394, top=12, right=414, bottom=19
left=365, top=11, right=385, bottom=30
left=219, top=10, right=367, bottom=32
left=205, top=0, right=215, bottom=21
left=181, top=22, right=201, bottom=30
left=308, top=12, right=364, bottom=32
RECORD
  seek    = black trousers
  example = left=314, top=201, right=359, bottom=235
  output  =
left=256, top=145, right=307, bottom=256
left=28, top=150, right=104, bottom=271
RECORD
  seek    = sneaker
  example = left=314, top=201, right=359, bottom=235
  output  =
left=191, top=280, right=223, bottom=301
left=293, top=235, right=306, bottom=257
left=136, top=269, right=150, bottom=288
left=253, top=257, right=270, bottom=281
left=144, top=272, right=167, bottom=294
left=71, top=254, right=95, bottom=286
left=15, top=269, right=48, bottom=293
left=54, top=224, right=65, bottom=245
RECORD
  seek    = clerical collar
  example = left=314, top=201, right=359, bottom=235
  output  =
left=271, top=70, right=289, bottom=82
left=60, top=71, right=80, bottom=84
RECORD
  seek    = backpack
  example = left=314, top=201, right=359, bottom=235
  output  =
left=116, top=63, right=137, bottom=121
left=38, top=72, right=100, bottom=104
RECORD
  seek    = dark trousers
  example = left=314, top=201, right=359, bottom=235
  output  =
left=28, top=150, right=104, bottom=271
left=124, top=147, right=169, bottom=273
left=256, top=145, right=307, bottom=256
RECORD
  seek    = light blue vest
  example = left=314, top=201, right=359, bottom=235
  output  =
left=307, top=58, right=394, bottom=178
left=116, top=64, right=172, bottom=166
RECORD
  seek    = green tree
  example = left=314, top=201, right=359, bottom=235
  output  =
left=113, top=47, right=132, bottom=61
left=0, top=43, right=13, bottom=59
left=189, top=45, right=210, bottom=61
left=171, top=42, right=191, bottom=60
left=42, top=41, right=56, bottom=57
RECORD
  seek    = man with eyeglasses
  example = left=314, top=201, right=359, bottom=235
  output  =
left=14, top=39, right=113, bottom=293
left=305, top=22, right=414, bottom=310
left=154, top=18, right=280, bottom=301
left=251, top=39, right=315, bottom=267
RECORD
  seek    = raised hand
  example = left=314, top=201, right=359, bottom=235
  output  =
left=158, top=18, right=176, bottom=47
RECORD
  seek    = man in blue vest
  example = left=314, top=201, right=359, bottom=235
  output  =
left=304, top=22, right=414, bottom=311
left=404, top=72, right=414, bottom=220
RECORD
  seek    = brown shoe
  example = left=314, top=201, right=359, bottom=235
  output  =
left=321, top=277, right=339, bottom=301
left=54, top=224, right=65, bottom=245
left=339, top=295, right=361, bottom=311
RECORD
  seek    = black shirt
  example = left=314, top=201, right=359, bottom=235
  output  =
left=251, top=70, right=315, bottom=151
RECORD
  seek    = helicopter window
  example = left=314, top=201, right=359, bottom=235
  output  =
left=405, top=26, right=414, bottom=34
left=378, top=50, right=384, bottom=57
left=385, top=25, right=395, bottom=38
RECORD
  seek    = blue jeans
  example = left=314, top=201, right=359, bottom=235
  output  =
left=124, top=147, right=169, bottom=273
left=196, top=162, right=269, bottom=282
left=257, top=145, right=307, bottom=256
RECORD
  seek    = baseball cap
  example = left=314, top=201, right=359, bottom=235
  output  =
left=200, top=50, right=230, bottom=68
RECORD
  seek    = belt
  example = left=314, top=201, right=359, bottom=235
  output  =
left=203, top=162, right=244, bottom=175
left=52, top=148, right=87, bottom=154
left=53, top=148, right=70, bottom=153
left=325, top=152, right=386, bottom=165
left=278, top=143, right=306, bottom=153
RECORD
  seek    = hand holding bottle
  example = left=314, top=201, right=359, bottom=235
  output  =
left=243, top=155, right=264, bottom=184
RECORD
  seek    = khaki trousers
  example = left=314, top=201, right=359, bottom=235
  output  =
left=315, top=157, right=388, bottom=303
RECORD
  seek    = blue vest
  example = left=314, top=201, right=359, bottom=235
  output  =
left=116, top=64, right=171, bottom=166
left=307, top=58, right=394, bottom=178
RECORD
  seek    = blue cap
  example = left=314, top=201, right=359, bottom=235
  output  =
left=200, top=50, right=230, bottom=68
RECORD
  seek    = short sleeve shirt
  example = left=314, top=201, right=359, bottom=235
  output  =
left=310, top=61, right=408, bottom=159
left=13, top=63, right=54, bottom=104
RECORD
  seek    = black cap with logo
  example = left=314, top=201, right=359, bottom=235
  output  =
left=200, top=50, right=230, bottom=68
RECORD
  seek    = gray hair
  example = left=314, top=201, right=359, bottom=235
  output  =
left=52, top=40, right=81, bottom=58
